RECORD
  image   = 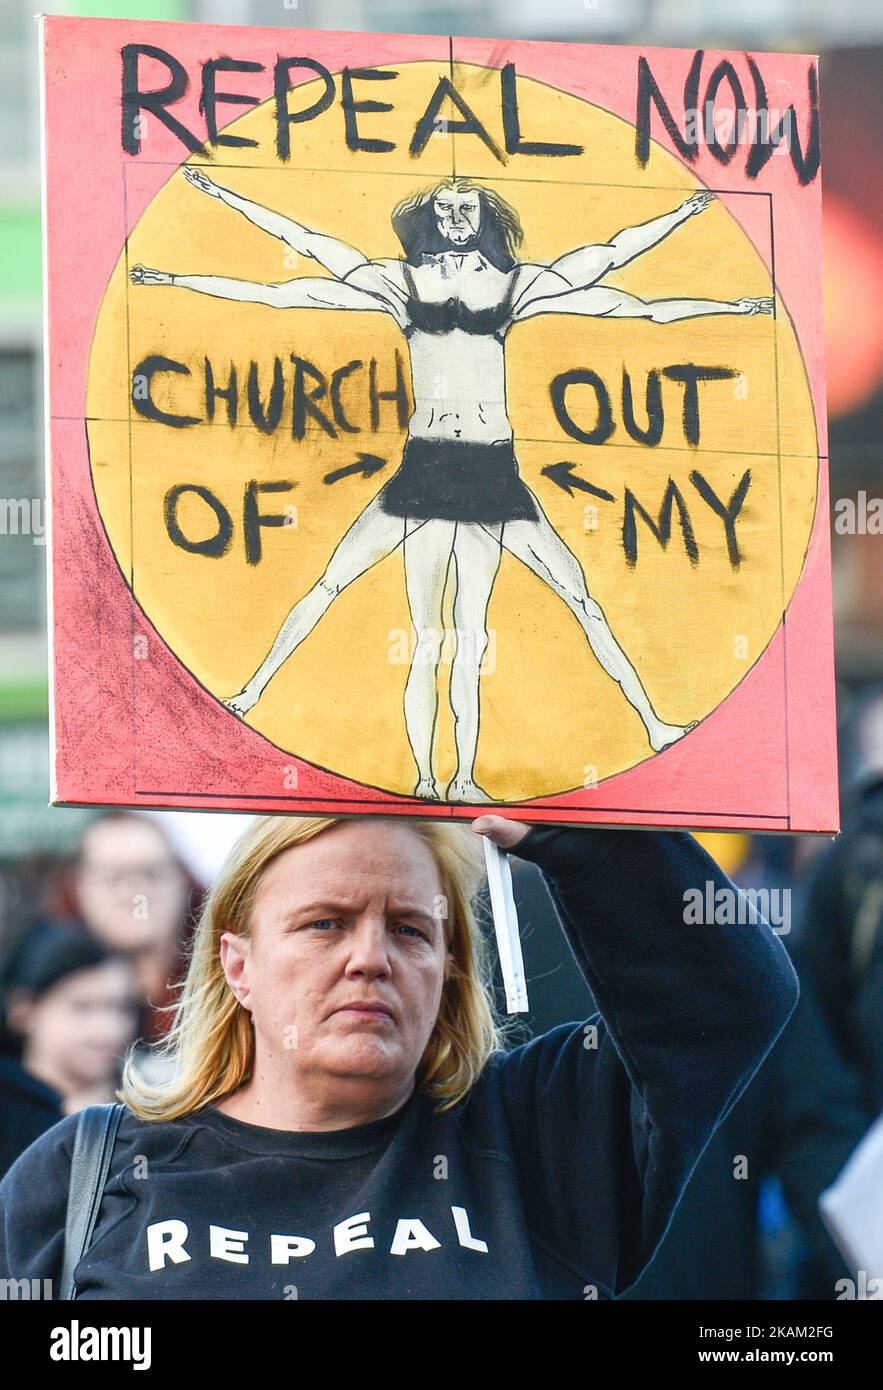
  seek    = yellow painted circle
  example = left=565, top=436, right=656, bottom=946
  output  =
left=86, top=63, right=818, bottom=800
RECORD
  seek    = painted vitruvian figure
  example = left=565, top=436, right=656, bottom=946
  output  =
left=132, top=168, right=772, bottom=802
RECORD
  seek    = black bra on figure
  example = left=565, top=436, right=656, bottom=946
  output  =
left=400, top=257, right=519, bottom=342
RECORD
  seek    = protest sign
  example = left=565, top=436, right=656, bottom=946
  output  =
left=41, top=16, right=836, bottom=828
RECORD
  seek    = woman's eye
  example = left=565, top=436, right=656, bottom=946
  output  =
left=395, top=923, right=423, bottom=939
left=309, top=918, right=338, bottom=931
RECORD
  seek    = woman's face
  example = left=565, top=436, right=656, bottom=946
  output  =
left=75, top=818, right=189, bottom=956
left=21, top=961, right=140, bottom=1092
left=433, top=188, right=481, bottom=246
left=222, top=821, right=450, bottom=1099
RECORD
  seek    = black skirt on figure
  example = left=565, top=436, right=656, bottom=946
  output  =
left=376, top=436, right=539, bottom=524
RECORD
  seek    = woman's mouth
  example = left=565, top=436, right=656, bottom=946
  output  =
left=333, top=1002, right=394, bottom=1021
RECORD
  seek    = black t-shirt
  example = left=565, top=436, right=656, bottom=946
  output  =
left=0, top=825, right=798, bottom=1300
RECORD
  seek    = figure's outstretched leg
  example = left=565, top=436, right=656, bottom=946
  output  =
left=445, top=523, right=503, bottom=803
left=226, top=494, right=418, bottom=716
left=502, top=501, right=695, bottom=752
left=402, top=519, right=457, bottom=798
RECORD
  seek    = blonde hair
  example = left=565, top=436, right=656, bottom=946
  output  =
left=120, top=815, right=508, bottom=1120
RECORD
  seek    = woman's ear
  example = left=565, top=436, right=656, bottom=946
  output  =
left=219, top=932, right=252, bottom=1012
left=4, top=990, right=35, bottom=1037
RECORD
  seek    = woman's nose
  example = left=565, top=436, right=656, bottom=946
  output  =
left=343, top=921, right=391, bottom=977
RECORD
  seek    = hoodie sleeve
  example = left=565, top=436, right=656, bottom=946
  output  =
left=0, top=1112, right=79, bottom=1293
left=494, top=824, right=799, bottom=1297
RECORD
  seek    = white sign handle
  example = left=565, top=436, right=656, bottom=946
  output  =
left=482, top=837, right=529, bottom=1014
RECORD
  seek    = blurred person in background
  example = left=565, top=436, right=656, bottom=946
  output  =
left=780, top=687, right=883, bottom=1295
left=797, top=688, right=883, bottom=1113
left=58, top=812, right=203, bottom=1068
left=0, top=926, right=139, bottom=1175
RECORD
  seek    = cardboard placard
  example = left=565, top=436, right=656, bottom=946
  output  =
left=41, top=16, right=837, bottom=830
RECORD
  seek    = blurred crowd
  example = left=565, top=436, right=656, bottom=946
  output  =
left=0, top=812, right=203, bottom=1169
left=0, top=687, right=881, bottom=1301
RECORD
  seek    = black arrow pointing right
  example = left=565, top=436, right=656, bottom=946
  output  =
left=324, top=453, right=388, bottom=485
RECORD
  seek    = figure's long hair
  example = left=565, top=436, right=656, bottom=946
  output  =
left=392, top=177, right=524, bottom=270
left=119, top=815, right=508, bottom=1120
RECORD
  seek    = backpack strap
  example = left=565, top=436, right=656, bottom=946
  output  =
left=59, top=1102, right=125, bottom=1300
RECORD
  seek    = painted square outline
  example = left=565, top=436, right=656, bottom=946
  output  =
left=104, top=149, right=801, bottom=824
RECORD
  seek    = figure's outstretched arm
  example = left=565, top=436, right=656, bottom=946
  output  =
left=512, top=192, right=715, bottom=309
left=511, top=282, right=773, bottom=326
left=181, top=167, right=370, bottom=280
left=130, top=264, right=402, bottom=316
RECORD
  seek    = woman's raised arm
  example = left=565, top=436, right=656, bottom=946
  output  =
left=492, top=824, right=798, bottom=1297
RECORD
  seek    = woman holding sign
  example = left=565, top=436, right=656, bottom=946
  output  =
left=0, top=814, right=797, bottom=1299
left=132, top=172, right=771, bottom=801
